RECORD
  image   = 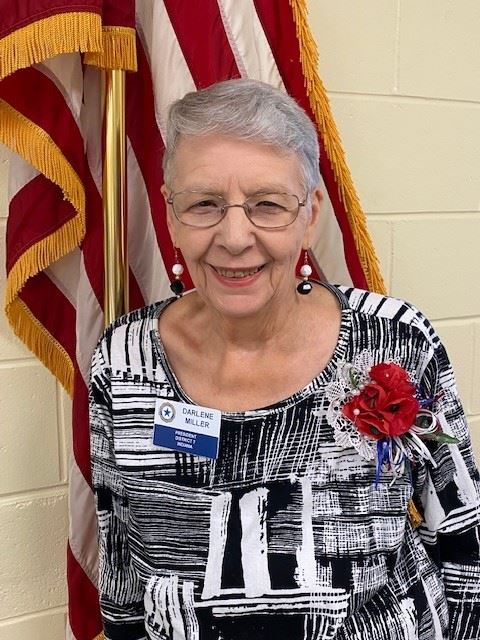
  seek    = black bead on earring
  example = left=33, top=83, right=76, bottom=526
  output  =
left=296, top=250, right=313, bottom=295
left=170, top=248, right=185, bottom=297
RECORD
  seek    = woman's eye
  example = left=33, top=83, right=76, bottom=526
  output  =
left=194, top=200, right=218, bottom=208
left=257, top=200, right=278, bottom=207
left=187, top=199, right=221, bottom=212
left=254, top=200, right=285, bottom=211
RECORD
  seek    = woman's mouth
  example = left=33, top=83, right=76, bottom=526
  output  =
left=209, top=264, right=266, bottom=287
left=212, top=265, right=264, bottom=279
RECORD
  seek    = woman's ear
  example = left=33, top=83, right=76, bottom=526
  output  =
left=162, top=184, right=177, bottom=246
left=303, top=187, right=322, bottom=249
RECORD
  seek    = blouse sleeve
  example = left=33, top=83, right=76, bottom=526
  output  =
left=89, top=342, right=146, bottom=640
left=413, top=328, right=480, bottom=640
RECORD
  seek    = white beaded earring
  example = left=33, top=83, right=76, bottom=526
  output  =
left=297, top=250, right=313, bottom=295
left=170, top=248, right=185, bottom=297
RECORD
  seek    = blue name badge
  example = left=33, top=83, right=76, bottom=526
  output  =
left=153, top=399, right=221, bottom=459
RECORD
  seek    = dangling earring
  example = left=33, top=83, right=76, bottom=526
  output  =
left=170, top=248, right=185, bottom=297
left=297, top=250, right=313, bottom=295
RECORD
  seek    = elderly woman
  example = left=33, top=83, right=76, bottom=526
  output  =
left=90, top=79, right=480, bottom=640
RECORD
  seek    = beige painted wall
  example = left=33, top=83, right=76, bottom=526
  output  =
left=0, top=1, right=479, bottom=637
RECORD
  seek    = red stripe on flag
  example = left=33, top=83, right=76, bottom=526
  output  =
left=67, top=542, right=102, bottom=639
left=0, top=68, right=87, bottom=179
left=7, top=174, right=75, bottom=271
left=163, top=0, right=240, bottom=88
left=129, top=267, right=146, bottom=310
left=253, top=0, right=368, bottom=288
left=19, top=272, right=77, bottom=363
left=99, top=0, right=135, bottom=29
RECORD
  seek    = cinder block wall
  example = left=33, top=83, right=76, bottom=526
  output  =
left=0, top=2, right=479, bottom=637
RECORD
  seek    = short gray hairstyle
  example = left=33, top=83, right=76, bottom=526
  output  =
left=163, top=78, right=320, bottom=191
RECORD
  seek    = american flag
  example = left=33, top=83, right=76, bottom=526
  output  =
left=0, top=1, right=384, bottom=638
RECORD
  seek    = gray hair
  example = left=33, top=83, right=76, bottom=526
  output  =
left=163, top=78, right=320, bottom=192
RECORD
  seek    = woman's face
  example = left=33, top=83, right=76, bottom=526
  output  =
left=163, top=135, right=321, bottom=319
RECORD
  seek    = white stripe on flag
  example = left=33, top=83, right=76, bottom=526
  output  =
left=136, top=0, right=196, bottom=143
left=46, top=248, right=81, bottom=309
left=46, top=248, right=104, bottom=385
left=127, top=140, right=172, bottom=304
left=37, top=56, right=84, bottom=126
left=69, top=456, right=99, bottom=585
left=7, top=152, right=40, bottom=200
left=75, top=253, right=104, bottom=383
left=312, top=175, right=352, bottom=285
left=66, top=618, right=76, bottom=640
left=82, top=65, right=104, bottom=195
left=218, top=0, right=285, bottom=88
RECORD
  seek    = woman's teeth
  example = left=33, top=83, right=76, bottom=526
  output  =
left=216, top=266, right=262, bottom=278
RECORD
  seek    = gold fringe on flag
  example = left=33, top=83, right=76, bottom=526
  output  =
left=289, top=0, right=386, bottom=295
left=0, top=99, right=85, bottom=395
left=93, top=633, right=105, bottom=640
left=84, top=26, right=138, bottom=72
left=7, top=299, right=74, bottom=393
left=0, top=12, right=102, bottom=81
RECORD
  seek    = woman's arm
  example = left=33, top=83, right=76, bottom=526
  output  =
left=90, top=343, right=146, bottom=640
left=414, top=328, right=480, bottom=640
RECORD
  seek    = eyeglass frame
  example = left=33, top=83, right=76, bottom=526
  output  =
left=166, top=190, right=308, bottom=229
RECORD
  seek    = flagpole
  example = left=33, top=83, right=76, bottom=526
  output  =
left=103, top=69, right=129, bottom=327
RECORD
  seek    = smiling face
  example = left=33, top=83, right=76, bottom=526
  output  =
left=163, top=135, right=321, bottom=319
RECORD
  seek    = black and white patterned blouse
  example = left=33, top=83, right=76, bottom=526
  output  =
left=90, top=285, right=480, bottom=640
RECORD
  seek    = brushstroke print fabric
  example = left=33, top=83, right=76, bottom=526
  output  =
left=90, top=285, right=480, bottom=639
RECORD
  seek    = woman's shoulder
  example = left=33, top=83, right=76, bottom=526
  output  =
left=332, top=284, right=438, bottom=346
left=93, top=297, right=175, bottom=365
left=105, top=297, right=173, bottom=335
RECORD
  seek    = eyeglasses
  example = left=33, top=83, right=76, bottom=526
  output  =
left=167, top=191, right=306, bottom=229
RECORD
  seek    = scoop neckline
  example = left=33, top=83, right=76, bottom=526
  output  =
left=150, top=282, right=352, bottom=419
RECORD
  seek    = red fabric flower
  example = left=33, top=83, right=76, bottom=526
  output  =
left=342, top=364, right=420, bottom=440
left=369, top=362, right=414, bottom=394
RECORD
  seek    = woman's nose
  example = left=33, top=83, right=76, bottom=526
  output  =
left=216, top=204, right=256, bottom=253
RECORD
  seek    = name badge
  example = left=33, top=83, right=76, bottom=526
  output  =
left=153, top=399, right=221, bottom=459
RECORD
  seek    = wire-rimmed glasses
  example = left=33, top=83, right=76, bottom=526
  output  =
left=166, top=191, right=306, bottom=229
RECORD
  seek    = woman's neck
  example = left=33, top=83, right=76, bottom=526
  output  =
left=190, top=287, right=314, bottom=354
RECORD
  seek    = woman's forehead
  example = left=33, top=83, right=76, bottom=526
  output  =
left=169, top=134, right=304, bottom=189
